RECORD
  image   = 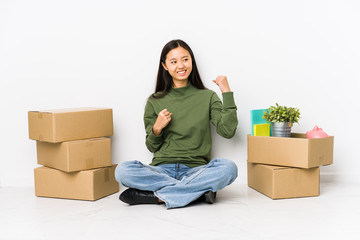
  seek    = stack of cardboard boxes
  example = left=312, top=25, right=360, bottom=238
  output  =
left=247, top=133, right=334, bottom=199
left=28, top=107, right=119, bottom=201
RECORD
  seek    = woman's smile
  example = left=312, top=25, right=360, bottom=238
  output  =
left=177, top=69, right=187, bottom=76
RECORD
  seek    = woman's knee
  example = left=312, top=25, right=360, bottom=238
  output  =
left=212, top=158, right=238, bottom=180
left=115, top=160, right=141, bottom=184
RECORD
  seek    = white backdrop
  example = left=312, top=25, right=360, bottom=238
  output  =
left=1, top=0, right=359, bottom=187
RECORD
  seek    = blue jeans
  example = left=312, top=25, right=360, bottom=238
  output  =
left=115, top=158, right=238, bottom=209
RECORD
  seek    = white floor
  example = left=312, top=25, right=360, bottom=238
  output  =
left=1, top=182, right=360, bottom=240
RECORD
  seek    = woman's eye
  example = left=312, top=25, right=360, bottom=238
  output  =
left=171, top=61, right=176, bottom=64
left=184, top=58, right=188, bottom=62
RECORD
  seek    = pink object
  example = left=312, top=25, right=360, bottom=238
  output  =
left=306, top=125, right=329, bottom=139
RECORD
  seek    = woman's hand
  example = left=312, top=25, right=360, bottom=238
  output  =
left=213, top=75, right=231, bottom=93
left=153, top=109, right=172, bottom=136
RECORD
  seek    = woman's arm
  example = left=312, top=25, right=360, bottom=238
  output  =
left=144, top=101, right=171, bottom=152
left=210, top=76, right=238, bottom=138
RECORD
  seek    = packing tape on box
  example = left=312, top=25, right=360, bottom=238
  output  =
left=38, top=135, right=44, bottom=141
left=104, top=168, right=110, bottom=182
left=38, top=113, right=43, bottom=119
left=86, top=158, right=94, bottom=169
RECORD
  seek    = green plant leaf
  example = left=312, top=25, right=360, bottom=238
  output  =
left=263, top=103, right=301, bottom=125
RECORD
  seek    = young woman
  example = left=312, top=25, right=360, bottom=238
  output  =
left=115, top=39, right=238, bottom=209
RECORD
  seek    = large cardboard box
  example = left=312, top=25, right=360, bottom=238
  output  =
left=247, top=162, right=319, bottom=199
left=37, top=137, right=111, bottom=172
left=34, top=165, right=119, bottom=201
left=247, top=133, right=334, bottom=168
left=28, top=108, right=113, bottom=143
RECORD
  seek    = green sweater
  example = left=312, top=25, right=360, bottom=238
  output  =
left=144, top=83, right=238, bottom=167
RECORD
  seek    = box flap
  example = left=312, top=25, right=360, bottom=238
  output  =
left=32, top=107, right=111, bottom=114
left=260, top=164, right=290, bottom=171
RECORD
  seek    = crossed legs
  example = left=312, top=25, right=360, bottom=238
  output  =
left=115, top=159, right=238, bottom=209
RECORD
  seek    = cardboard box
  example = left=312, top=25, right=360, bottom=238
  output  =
left=247, top=133, right=334, bottom=168
left=34, top=165, right=119, bottom=201
left=247, top=162, right=319, bottom=199
left=28, top=108, right=113, bottom=143
left=37, top=137, right=111, bottom=172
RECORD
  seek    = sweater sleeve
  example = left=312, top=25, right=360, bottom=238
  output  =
left=210, top=92, right=238, bottom=139
left=144, top=100, right=164, bottom=153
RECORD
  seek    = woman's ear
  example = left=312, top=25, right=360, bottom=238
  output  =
left=161, top=62, right=168, bottom=71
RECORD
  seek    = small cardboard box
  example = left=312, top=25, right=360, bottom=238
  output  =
left=34, top=165, right=119, bottom=201
left=37, top=137, right=111, bottom=172
left=247, top=162, right=319, bottom=199
left=28, top=107, right=113, bottom=143
left=247, top=133, right=334, bottom=168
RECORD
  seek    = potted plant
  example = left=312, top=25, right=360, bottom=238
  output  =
left=262, top=103, right=301, bottom=137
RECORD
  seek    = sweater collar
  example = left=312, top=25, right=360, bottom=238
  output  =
left=169, top=82, right=196, bottom=96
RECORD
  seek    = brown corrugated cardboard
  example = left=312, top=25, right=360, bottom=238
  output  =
left=37, top=137, right=111, bottom=172
left=28, top=107, right=113, bottom=143
left=34, top=165, right=119, bottom=201
left=247, top=133, right=334, bottom=168
left=247, top=162, right=319, bottom=199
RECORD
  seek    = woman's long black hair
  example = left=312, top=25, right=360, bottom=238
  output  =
left=151, top=39, right=206, bottom=98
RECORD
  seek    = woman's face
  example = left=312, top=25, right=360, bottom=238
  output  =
left=162, top=46, right=192, bottom=85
